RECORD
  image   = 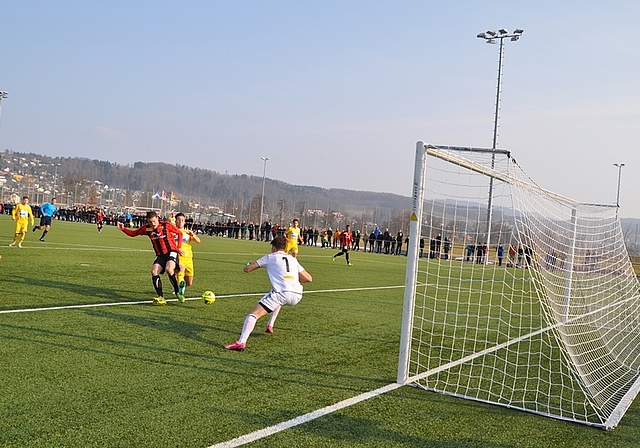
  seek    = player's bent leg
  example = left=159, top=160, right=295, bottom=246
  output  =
left=266, top=305, right=281, bottom=333
left=152, top=275, right=163, bottom=298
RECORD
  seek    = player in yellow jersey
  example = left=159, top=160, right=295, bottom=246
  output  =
left=285, top=218, right=303, bottom=258
left=175, top=212, right=201, bottom=300
left=10, top=196, right=35, bottom=248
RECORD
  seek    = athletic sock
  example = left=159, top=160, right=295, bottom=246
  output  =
left=152, top=275, right=163, bottom=297
left=239, top=314, right=258, bottom=343
left=168, top=272, right=179, bottom=294
left=267, top=306, right=281, bottom=328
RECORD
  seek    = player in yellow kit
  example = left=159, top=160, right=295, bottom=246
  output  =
left=285, top=218, right=303, bottom=258
left=10, top=196, right=35, bottom=248
left=175, top=212, right=201, bottom=300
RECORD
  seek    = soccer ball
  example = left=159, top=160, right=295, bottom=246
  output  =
left=202, top=290, right=216, bottom=305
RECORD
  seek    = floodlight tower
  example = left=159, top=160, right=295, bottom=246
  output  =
left=52, top=163, right=61, bottom=199
left=477, top=28, right=523, bottom=251
left=259, top=157, right=269, bottom=235
left=614, top=163, right=625, bottom=208
left=0, top=91, right=8, bottom=134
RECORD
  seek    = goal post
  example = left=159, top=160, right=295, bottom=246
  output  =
left=397, top=141, right=640, bottom=429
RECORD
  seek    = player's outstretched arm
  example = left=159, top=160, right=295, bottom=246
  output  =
left=299, top=270, right=312, bottom=283
left=244, top=261, right=260, bottom=273
left=117, top=221, right=142, bottom=236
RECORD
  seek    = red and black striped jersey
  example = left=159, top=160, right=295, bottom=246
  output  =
left=120, top=221, right=182, bottom=256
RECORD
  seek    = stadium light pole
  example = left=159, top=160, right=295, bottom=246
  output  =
left=614, top=163, right=625, bottom=208
left=52, top=163, right=61, bottom=199
left=259, top=157, right=269, bottom=235
left=0, top=91, right=8, bottom=132
left=477, top=28, right=523, bottom=251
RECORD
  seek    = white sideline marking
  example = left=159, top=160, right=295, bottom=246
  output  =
left=0, top=285, right=404, bottom=314
left=209, top=382, right=403, bottom=448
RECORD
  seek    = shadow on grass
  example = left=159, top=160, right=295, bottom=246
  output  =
left=0, top=273, right=134, bottom=304
left=0, top=315, right=391, bottom=393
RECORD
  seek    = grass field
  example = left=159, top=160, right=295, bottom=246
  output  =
left=1, top=214, right=639, bottom=447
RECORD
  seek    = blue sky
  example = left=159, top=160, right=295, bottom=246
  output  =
left=1, top=1, right=640, bottom=216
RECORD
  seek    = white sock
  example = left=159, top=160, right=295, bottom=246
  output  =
left=267, top=306, right=281, bottom=328
left=238, top=314, right=257, bottom=343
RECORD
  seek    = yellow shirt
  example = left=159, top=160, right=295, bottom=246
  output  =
left=12, top=203, right=34, bottom=224
left=179, top=229, right=194, bottom=258
left=285, top=226, right=301, bottom=247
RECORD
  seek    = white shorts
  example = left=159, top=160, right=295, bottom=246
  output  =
left=259, top=289, right=302, bottom=312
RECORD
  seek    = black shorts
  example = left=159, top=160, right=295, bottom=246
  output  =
left=258, top=302, right=273, bottom=313
left=341, top=245, right=349, bottom=253
left=40, top=216, right=52, bottom=227
left=153, top=251, right=179, bottom=273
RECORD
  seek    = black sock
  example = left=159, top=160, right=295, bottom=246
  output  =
left=152, top=275, right=163, bottom=297
left=168, top=273, right=179, bottom=294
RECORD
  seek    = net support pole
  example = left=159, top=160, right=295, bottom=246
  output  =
left=397, top=141, right=427, bottom=384
left=562, top=207, right=578, bottom=323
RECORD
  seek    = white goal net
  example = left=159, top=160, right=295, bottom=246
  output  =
left=397, top=142, right=640, bottom=429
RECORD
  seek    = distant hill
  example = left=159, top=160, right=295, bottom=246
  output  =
left=1, top=150, right=413, bottom=228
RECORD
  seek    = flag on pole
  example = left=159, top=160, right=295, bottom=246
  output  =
left=152, top=190, right=161, bottom=200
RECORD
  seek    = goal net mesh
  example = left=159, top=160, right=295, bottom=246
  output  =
left=400, top=143, right=640, bottom=429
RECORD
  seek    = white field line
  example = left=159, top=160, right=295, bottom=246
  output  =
left=209, top=382, right=403, bottom=448
left=0, top=285, right=403, bottom=314
left=0, top=281, right=406, bottom=446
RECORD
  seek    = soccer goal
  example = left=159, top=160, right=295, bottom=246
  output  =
left=397, top=141, right=640, bottom=429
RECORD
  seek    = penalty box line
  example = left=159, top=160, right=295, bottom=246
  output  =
left=209, top=382, right=403, bottom=448
left=0, top=285, right=404, bottom=314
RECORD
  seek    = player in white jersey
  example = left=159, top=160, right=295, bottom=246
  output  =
left=224, top=236, right=312, bottom=352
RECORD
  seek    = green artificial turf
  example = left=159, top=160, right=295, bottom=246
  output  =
left=0, top=215, right=638, bottom=447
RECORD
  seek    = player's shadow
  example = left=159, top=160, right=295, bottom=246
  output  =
left=82, top=307, right=216, bottom=346
left=0, top=273, right=132, bottom=303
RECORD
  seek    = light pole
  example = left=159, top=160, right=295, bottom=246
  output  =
left=614, top=163, right=625, bottom=207
left=259, top=157, right=269, bottom=237
left=0, top=91, right=8, bottom=132
left=477, top=28, right=523, bottom=250
left=52, top=163, right=61, bottom=199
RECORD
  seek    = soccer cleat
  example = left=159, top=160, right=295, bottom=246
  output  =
left=178, top=280, right=186, bottom=296
left=176, top=292, right=185, bottom=303
left=152, top=297, right=166, bottom=306
left=8, top=242, right=14, bottom=247
left=347, top=262, right=353, bottom=266
left=18, top=244, right=23, bottom=248
left=32, top=227, right=37, bottom=232
left=332, top=256, right=335, bottom=261
left=265, top=325, right=274, bottom=334
left=39, top=238, right=45, bottom=242
left=224, top=341, right=246, bottom=352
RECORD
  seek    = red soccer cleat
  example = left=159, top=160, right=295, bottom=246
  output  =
left=224, top=341, right=246, bottom=352
left=265, top=325, right=274, bottom=334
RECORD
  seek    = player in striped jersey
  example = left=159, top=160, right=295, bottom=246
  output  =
left=117, top=211, right=184, bottom=305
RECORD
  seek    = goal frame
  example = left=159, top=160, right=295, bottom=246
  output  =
left=396, top=141, right=640, bottom=430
